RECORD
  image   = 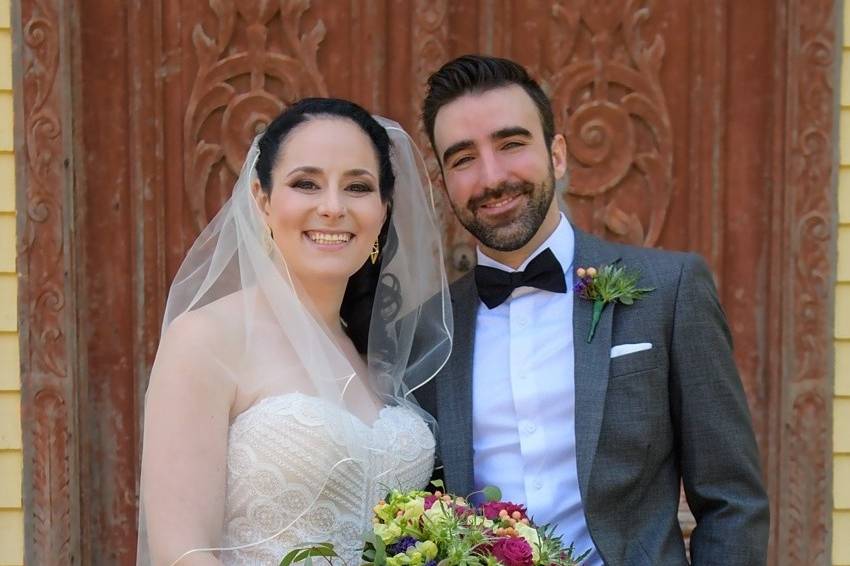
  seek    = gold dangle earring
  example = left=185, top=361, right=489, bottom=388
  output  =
left=263, top=224, right=276, bottom=255
left=370, top=240, right=380, bottom=264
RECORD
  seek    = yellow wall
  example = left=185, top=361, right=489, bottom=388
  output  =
left=835, top=5, right=850, bottom=565
left=0, top=1, right=22, bottom=565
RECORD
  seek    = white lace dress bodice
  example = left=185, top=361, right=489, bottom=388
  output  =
left=219, top=393, right=435, bottom=565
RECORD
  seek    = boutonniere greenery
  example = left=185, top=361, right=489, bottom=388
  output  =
left=574, top=264, right=654, bottom=343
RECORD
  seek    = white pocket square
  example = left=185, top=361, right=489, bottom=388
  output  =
left=610, top=342, right=652, bottom=358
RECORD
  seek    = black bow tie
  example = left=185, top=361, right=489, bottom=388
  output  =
left=475, top=248, right=567, bottom=309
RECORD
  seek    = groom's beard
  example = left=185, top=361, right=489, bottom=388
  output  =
left=453, top=173, right=556, bottom=252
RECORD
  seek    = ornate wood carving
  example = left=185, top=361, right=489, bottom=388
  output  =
left=18, top=0, right=65, bottom=379
left=786, top=390, right=830, bottom=563
left=184, top=0, right=329, bottom=232
left=547, top=0, right=673, bottom=246
left=774, top=0, right=838, bottom=561
left=14, top=0, right=79, bottom=563
left=30, top=388, right=72, bottom=563
left=411, top=1, right=471, bottom=272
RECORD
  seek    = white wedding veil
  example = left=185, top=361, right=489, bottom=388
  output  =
left=136, top=109, right=452, bottom=565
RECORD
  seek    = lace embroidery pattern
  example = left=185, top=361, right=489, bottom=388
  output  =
left=220, top=393, right=435, bottom=565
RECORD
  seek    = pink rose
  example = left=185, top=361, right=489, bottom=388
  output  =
left=424, top=495, right=438, bottom=510
left=481, top=501, right=528, bottom=520
left=491, top=537, right=533, bottom=566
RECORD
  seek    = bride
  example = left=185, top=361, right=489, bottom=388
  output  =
left=136, top=98, right=452, bottom=565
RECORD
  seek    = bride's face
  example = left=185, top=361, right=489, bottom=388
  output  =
left=255, top=117, right=387, bottom=284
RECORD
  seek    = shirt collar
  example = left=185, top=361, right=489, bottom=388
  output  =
left=476, top=213, right=575, bottom=276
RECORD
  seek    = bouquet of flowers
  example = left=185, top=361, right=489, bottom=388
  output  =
left=280, top=482, right=588, bottom=566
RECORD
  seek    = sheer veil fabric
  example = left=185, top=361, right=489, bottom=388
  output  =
left=137, top=117, right=452, bottom=565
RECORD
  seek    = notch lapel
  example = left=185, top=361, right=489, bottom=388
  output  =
left=436, top=272, right=477, bottom=495
left=572, top=229, right=620, bottom=498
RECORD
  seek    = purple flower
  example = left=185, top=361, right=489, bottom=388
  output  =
left=388, top=536, right=418, bottom=555
left=424, top=494, right=439, bottom=510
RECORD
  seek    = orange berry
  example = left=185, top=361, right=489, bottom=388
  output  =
left=433, top=490, right=442, bottom=497
left=511, top=511, right=522, bottom=520
left=576, top=267, right=586, bottom=278
left=587, top=267, right=598, bottom=277
left=499, top=509, right=509, bottom=518
left=520, top=518, right=529, bottom=525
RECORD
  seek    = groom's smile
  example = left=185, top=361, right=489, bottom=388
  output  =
left=470, top=182, right=530, bottom=218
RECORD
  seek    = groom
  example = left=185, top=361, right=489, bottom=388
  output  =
left=414, top=55, right=769, bottom=565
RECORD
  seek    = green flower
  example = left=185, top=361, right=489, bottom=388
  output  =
left=417, top=541, right=438, bottom=560
left=423, top=502, right=454, bottom=526
left=374, top=522, right=403, bottom=545
left=399, top=497, right=426, bottom=522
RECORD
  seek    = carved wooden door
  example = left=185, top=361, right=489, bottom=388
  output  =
left=14, top=1, right=839, bottom=564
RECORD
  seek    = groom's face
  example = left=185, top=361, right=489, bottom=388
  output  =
left=432, top=85, right=567, bottom=252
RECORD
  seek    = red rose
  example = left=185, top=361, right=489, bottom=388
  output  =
left=481, top=501, right=528, bottom=520
left=491, top=537, right=533, bottom=566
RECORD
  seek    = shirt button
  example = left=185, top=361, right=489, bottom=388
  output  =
left=515, top=316, right=528, bottom=328
left=522, top=421, right=536, bottom=434
left=533, top=480, right=543, bottom=490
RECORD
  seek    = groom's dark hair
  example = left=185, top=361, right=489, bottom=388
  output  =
left=421, top=55, right=556, bottom=158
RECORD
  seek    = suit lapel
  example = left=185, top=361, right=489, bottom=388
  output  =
left=572, top=229, right=620, bottom=498
left=437, top=272, right=477, bottom=495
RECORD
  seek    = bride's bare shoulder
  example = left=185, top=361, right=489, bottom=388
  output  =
left=150, top=292, right=255, bottom=399
left=153, top=292, right=258, bottom=388
left=162, top=289, right=253, bottom=345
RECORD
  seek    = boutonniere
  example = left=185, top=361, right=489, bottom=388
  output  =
left=574, top=264, right=654, bottom=343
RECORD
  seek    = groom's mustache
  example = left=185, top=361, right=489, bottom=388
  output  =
left=468, top=181, right=535, bottom=213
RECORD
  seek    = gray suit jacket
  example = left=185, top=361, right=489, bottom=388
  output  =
left=414, top=228, right=769, bottom=566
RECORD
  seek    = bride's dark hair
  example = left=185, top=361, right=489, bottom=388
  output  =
left=255, top=98, right=397, bottom=354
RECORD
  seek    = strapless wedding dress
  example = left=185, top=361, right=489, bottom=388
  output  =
left=219, top=393, right=435, bottom=565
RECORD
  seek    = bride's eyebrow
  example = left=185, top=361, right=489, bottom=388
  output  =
left=342, top=168, right=376, bottom=179
left=286, top=166, right=323, bottom=176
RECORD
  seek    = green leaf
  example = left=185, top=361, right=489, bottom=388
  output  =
left=482, top=485, right=502, bottom=502
left=430, top=479, right=445, bottom=490
left=281, top=545, right=339, bottom=566
left=619, top=296, right=634, bottom=305
left=280, top=548, right=303, bottom=566
left=306, top=547, right=338, bottom=559
left=373, top=533, right=387, bottom=566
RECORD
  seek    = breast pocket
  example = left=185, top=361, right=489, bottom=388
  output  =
left=609, top=344, right=663, bottom=378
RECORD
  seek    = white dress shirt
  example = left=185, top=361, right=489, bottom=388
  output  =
left=472, top=214, right=601, bottom=565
